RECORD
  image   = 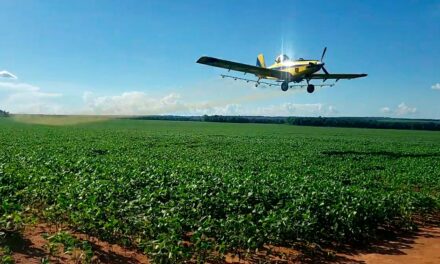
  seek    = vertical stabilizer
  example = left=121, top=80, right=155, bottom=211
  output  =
left=256, top=54, right=266, bottom=68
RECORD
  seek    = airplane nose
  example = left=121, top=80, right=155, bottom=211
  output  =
left=308, top=62, right=324, bottom=69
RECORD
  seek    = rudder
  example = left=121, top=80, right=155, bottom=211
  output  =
left=256, top=54, right=266, bottom=68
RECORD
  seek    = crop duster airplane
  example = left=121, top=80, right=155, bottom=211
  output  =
left=197, top=47, right=367, bottom=93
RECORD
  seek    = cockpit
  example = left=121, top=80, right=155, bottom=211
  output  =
left=275, top=54, right=290, bottom=63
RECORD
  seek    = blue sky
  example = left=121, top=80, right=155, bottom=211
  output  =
left=0, top=0, right=439, bottom=117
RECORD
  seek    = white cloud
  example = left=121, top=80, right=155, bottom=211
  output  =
left=0, top=75, right=336, bottom=116
left=82, top=91, right=249, bottom=116
left=3, top=91, right=63, bottom=114
left=8, top=102, right=64, bottom=114
left=0, top=81, right=63, bottom=114
left=380, top=102, right=417, bottom=117
left=380, top=107, right=391, bottom=114
left=0, top=82, right=62, bottom=99
left=211, top=104, right=242, bottom=115
left=0, top=71, right=17, bottom=79
left=7, top=91, right=62, bottom=101
left=80, top=90, right=335, bottom=117
left=183, top=103, right=244, bottom=116
left=395, top=102, right=417, bottom=116
left=431, top=83, right=440, bottom=90
left=82, top=91, right=94, bottom=103
left=0, top=82, right=39, bottom=92
left=253, top=103, right=337, bottom=116
left=82, top=91, right=189, bottom=115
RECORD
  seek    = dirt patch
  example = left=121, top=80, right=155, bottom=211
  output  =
left=2, top=224, right=148, bottom=264
left=335, top=226, right=440, bottom=264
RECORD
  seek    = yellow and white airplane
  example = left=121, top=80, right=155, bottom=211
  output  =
left=197, top=47, right=367, bottom=93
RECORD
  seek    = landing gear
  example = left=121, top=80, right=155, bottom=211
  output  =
left=281, top=81, right=289, bottom=92
left=307, top=84, right=315, bottom=93
left=255, top=78, right=261, bottom=88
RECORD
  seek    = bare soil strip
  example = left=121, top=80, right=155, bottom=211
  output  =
left=2, top=222, right=440, bottom=263
left=4, top=224, right=148, bottom=264
left=336, top=226, right=440, bottom=264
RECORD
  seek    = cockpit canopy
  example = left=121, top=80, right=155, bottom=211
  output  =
left=275, top=54, right=290, bottom=63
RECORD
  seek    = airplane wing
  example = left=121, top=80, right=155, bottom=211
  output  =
left=309, top=73, right=367, bottom=80
left=197, top=56, right=292, bottom=80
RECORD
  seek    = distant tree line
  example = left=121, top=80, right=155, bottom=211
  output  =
left=128, top=115, right=285, bottom=124
left=285, top=117, right=440, bottom=131
left=130, top=115, right=202, bottom=122
left=0, top=109, right=9, bottom=117
left=126, top=115, right=440, bottom=131
left=201, top=115, right=285, bottom=124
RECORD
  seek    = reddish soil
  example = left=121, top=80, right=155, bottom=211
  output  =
left=2, top=221, right=440, bottom=263
left=2, top=224, right=149, bottom=264
left=335, top=226, right=440, bottom=264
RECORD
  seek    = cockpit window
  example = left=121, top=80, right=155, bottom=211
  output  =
left=275, top=54, right=290, bottom=63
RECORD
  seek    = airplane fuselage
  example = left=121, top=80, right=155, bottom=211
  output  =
left=266, top=59, right=324, bottom=82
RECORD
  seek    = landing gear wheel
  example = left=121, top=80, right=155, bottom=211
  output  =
left=307, top=84, right=315, bottom=93
left=281, top=81, right=289, bottom=92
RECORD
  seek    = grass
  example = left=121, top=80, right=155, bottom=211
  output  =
left=1, top=116, right=439, bottom=262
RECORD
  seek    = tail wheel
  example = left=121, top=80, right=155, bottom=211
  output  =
left=281, top=81, right=289, bottom=91
left=307, top=84, right=315, bottom=93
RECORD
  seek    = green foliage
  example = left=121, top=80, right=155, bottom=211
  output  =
left=0, top=118, right=439, bottom=263
left=0, top=246, right=14, bottom=264
left=43, top=231, right=93, bottom=262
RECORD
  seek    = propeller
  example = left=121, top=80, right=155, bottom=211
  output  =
left=320, top=47, right=329, bottom=75
left=320, top=47, right=327, bottom=61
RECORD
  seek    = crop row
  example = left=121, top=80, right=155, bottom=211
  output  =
left=1, top=119, right=439, bottom=262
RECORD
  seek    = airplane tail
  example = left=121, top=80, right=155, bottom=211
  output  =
left=256, top=54, right=266, bottom=68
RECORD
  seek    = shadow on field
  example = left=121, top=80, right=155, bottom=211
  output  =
left=322, top=150, right=440, bottom=159
left=217, top=227, right=434, bottom=264
left=234, top=215, right=440, bottom=263
left=3, top=216, right=440, bottom=263
left=91, top=245, right=145, bottom=264
left=333, top=231, right=417, bottom=258
left=1, top=224, right=149, bottom=264
left=323, top=214, right=440, bottom=263
left=2, top=231, right=47, bottom=260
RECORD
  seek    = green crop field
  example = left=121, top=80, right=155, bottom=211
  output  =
left=1, top=117, right=440, bottom=262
